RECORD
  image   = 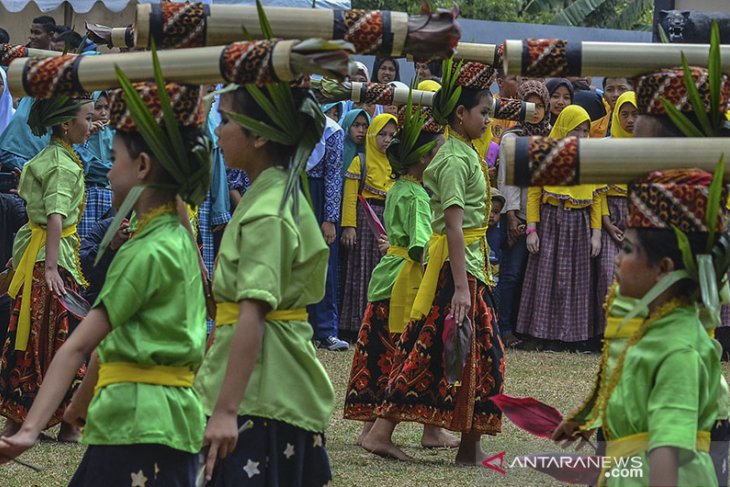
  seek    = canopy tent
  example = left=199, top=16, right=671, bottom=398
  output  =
left=0, top=0, right=351, bottom=13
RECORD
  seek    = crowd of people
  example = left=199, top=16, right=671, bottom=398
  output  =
left=0, top=11, right=728, bottom=487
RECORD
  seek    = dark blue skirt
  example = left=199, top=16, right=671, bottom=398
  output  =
left=69, top=443, right=197, bottom=486
left=207, top=415, right=332, bottom=487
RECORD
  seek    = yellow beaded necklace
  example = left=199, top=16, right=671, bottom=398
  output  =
left=52, top=137, right=88, bottom=288
left=132, top=202, right=177, bottom=238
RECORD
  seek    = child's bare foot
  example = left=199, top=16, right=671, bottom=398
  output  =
left=56, top=422, right=81, bottom=443
left=0, top=419, right=20, bottom=438
left=361, top=433, right=412, bottom=461
left=356, top=421, right=374, bottom=446
left=454, top=431, right=488, bottom=465
left=421, top=426, right=460, bottom=449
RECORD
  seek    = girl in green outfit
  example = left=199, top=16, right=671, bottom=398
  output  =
left=196, top=83, right=335, bottom=486
left=0, top=79, right=210, bottom=485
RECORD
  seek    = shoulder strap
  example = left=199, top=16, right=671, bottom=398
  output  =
left=358, top=152, right=367, bottom=195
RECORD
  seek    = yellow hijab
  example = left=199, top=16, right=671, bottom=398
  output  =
left=359, top=113, right=397, bottom=189
left=417, top=80, right=442, bottom=92
left=610, top=91, right=637, bottom=139
left=548, top=105, right=591, bottom=139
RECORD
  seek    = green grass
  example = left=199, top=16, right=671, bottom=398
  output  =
left=0, top=350, right=728, bottom=486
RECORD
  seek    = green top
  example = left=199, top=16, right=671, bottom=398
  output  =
left=85, top=212, right=207, bottom=453
left=194, top=167, right=335, bottom=433
left=604, top=305, right=720, bottom=487
left=423, top=136, right=488, bottom=284
left=12, top=141, right=85, bottom=285
left=367, top=177, right=431, bottom=302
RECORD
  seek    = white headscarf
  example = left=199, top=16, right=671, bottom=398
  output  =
left=0, top=69, right=15, bottom=136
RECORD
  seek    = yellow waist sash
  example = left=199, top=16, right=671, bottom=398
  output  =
left=604, top=317, right=644, bottom=339
left=95, top=362, right=194, bottom=394
left=215, top=302, right=308, bottom=327
left=410, top=227, right=487, bottom=320
left=8, top=221, right=77, bottom=351
left=386, top=246, right=422, bottom=334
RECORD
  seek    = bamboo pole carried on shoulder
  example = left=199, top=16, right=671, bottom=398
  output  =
left=503, top=136, right=730, bottom=186
left=85, top=22, right=135, bottom=49
left=133, top=3, right=460, bottom=60
left=503, top=39, right=730, bottom=77
left=1, top=44, right=59, bottom=67
left=7, top=39, right=353, bottom=96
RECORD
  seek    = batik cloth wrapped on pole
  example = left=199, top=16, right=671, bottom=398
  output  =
left=132, top=2, right=460, bottom=60
left=314, top=79, right=535, bottom=122
left=503, top=39, right=730, bottom=77
left=502, top=136, right=730, bottom=186
left=1, top=44, right=59, bottom=67
left=6, top=38, right=354, bottom=96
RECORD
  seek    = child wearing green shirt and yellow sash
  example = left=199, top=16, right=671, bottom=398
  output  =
left=195, top=82, right=335, bottom=485
left=0, top=76, right=210, bottom=485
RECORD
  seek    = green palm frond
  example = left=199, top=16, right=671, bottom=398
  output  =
left=673, top=225, right=698, bottom=279
left=551, top=0, right=611, bottom=26
left=705, top=155, right=725, bottom=253
left=432, top=57, right=462, bottom=125
left=387, top=83, right=437, bottom=174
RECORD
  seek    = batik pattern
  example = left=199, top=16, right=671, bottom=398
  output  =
left=635, top=66, right=730, bottom=116
left=109, top=82, right=204, bottom=132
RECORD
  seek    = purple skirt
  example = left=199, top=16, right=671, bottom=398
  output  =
left=515, top=203, right=596, bottom=342
left=340, top=199, right=385, bottom=333
left=594, top=197, right=628, bottom=334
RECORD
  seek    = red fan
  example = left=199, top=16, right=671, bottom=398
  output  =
left=490, top=394, right=563, bottom=439
left=358, top=195, right=386, bottom=238
left=518, top=453, right=602, bottom=485
left=58, top=289, right=91, bottom=320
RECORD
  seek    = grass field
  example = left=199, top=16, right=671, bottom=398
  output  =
left=0, top=349, right=728, bottom=486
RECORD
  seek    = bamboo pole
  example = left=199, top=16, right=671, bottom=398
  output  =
left=7, top=40, right=352, bottom=96
left=503, top=136, right=730, bottom=186
left=1, top=45, right=59, bottom=67
left=133, top=3, right=458, bottom=60
left=504, top=39, right=730, bottom=77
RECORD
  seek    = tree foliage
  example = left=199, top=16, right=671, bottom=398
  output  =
left=350, top=0, right=652, bottom=30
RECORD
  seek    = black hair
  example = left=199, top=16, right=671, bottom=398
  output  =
left=371, top=57, right=400, bottom=83
left=224, top=88, right=302, bottom=167
left=414, top=60, right=442, bottom=78
left=32, top=16, right=56, bottom=33
left=602, top=77, right=633, bottom=90
left=0, top=28, right=9, bottom=44
left=634, top=228, right=711, bottom=296
left=387, top=130, right=441, bottom=178
left=54, top=29, right=82, bottom=49
left=639, top=113, right=730, bottom=138
left=116, top=127, right=203, bottom=185
left=445, top=87, right=493, bottom=125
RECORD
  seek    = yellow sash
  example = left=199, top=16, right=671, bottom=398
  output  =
left=215, top=302, right=308, bottom=327
left=386, top=246, right=422, bottom=334
left=597, top=431, right=710, bottom=487
left=410, top=227, right=488, bottom=320
left=95, top=362, right=195, bottom=394
left=604, top=317, right=644, bottom=339
left=8, top=221, right=77, bottom=351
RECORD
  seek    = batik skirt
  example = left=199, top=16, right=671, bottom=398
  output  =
left=207, top=415, right=332, bottom=487
left=377, top=263, right=505, bottom=434
left=69, top=443, right=197, bottom=487
left=594, top=197, right=627, bottom=335
left=515, top=203, right=595, bottom=342
left=340, top=199, right=385, bottom=334
left=344, top=300, right=398, bottom=421
left=0, top=262, right=86, bottom=426
left=78, top=186, right=113, bottom=240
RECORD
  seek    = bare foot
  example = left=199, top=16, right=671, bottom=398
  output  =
left=421, top=426, right=460, bottom=449
left=455, top=448, right=490, bottom=466
left=356, top=421, right=374, bottom=447
left=454, top=431, right=488, bottom=466
left=57, top=422, right=81, bottom=443
left=0, top=419, right=20, bottom=437
left=361, top=433, right=412, bottom=461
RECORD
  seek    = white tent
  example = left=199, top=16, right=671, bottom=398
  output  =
left=0, top=0, right=351, bottom=13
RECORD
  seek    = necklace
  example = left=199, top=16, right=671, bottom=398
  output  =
left=598, top=297, right=688, bottom=440
left=132, top=202, right=177, bottom=238
left=400, top=174, right=422, bottom=185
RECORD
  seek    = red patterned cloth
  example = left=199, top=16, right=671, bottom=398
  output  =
left=0, top=263, right=86, bottom=427
left=628, top=169, right=729, bottom=233
left=635, top=66, right=730, bottom=116
left=0, top=44, right=28, bottom=67
left=453, top=61, right=495, bottom=90
left=109, top=82, right=204, bottom=132
left=23, top=54, right=87, bottom=98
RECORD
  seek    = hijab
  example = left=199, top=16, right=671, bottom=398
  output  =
left=417, top=79, right=442, bottom=93
left=545, top=78, right=575, bottom=124
left=610, top=91, right=637, bottom=139
left=0, top=69, right=14, bottom=136
left=306, top=105, right=343, bottom=172
left=504, top=80, right=552, bottom=136
left=548, top=105, right=591, bottom=139
left=371, top=57, right=400, bottom=83
left=84, top=91, right=114, bottom=164
left=341, top=108, right=370, bottom=176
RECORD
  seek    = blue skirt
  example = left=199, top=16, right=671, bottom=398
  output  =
left=69, top=443, right=197, bottom=486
